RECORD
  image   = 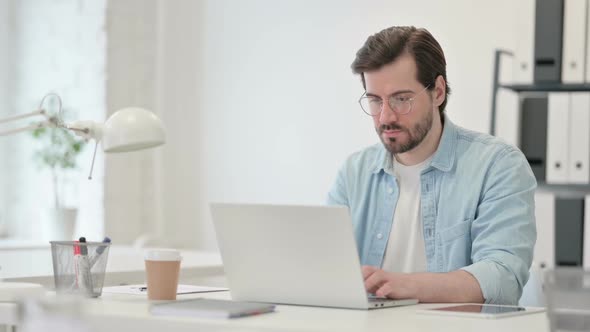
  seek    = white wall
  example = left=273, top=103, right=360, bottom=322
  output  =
left=154, top=0, right=205, bottom=247
left=0, top=0, right=525, bottom=248
left=104, top=0, right=161, bottom=245
left=145, top=0, right=522, bottom=250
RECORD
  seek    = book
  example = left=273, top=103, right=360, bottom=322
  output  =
left=150, top=298, right=276, bottom=319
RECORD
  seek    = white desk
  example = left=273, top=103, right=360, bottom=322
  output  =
left=0, top=247, right=551, bottom=331
left=2, top=291, right=550, bottom=332
left=0, top=245, right=223, bottom=286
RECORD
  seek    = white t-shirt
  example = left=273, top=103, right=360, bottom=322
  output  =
left=381, top=155, right=432, bottom=273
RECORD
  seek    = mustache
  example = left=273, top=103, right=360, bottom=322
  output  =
left=379, top=123, right=405, bottom=132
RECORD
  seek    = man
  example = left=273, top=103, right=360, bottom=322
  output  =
left=327, top=26, right=536, bottom=305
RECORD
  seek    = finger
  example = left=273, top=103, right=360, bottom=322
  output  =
left=364, top=269, right=386, bottom=294
left=361, top=265, right=378, bottom=279
left=375, top=283, right=392, bottom=298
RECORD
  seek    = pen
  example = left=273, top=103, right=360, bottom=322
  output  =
left=89, top=236, right=111, bottom=268
left=79, top=237, right=88, bottom=255
left=98, top=236, right=111, bottom=253
left=78, top=236, right=93, bottom=294
left=130, top=286, right=148, bottom=292
left=73, top=240, right=81, bottom=289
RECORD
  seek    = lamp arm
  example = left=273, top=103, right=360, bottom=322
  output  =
left=0, top=107, right=104, bottom=180
left=0, top=109, right=53, bottom=136
left=65, top=120, right=104, bottom=180
left=0, top=121, right=52, bottom=137
left=0, top=109, right=47, bottom=124
left=0, top=94, right=67, bottom=137
left=65, top=120, right=103, bottom=141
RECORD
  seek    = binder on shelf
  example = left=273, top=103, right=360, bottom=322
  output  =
left=567, top=92, right=590, bottom=183
left=520, top=96, right=548, bottom=181
left=584, top=196, right=590, bottom=269
left=534, top=0, right=565, bottom=83
left=513, top=0, right=536, bottom=84
left=534, top=191, right=555, bottom=270
left=555, top=197, right=584, bottom=266
left=546, top=93, right=570, bottom=184
left=562, top=0, right=587, bottom=84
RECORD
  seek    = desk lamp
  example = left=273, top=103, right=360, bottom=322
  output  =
left=0, top=93, right=166, bottom=179
left=0, top=93, right=166, bottom=300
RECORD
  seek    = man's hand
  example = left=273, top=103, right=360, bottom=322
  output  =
left=362, top=266, right=415, bottom=299
left=361, top=265, right=485, bottom=303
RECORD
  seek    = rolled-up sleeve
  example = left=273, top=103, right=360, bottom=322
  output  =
left=461, top=147, right=537, bottom=305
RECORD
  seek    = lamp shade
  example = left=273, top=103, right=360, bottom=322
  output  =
left=101, top=107, right=166, bottom=153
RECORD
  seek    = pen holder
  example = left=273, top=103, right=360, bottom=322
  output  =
left=50, top=241, right=111, bottom=297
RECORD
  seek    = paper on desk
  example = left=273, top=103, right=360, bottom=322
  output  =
left=102, top=284, right=228, bottom=295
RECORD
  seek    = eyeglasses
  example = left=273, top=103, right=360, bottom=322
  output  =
left=358, top=85, right=431, bottom=116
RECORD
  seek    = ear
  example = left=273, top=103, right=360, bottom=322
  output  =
left=432, top=75, right=446, bottom=108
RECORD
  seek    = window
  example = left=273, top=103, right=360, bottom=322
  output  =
left=0, top=0, right=106, bottom=241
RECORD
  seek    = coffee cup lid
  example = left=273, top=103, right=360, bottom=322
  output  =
left=144, top=249, right=182, bottom=261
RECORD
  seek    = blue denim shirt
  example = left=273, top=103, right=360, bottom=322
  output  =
left=327, top=116, right=536, bottom=305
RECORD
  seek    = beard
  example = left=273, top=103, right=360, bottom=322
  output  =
left=376, top=109, right=433, bottom=154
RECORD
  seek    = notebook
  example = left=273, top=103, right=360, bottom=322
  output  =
left=150, top=298, right=276, bottom=319
left=103, top=284, right=228, bottom=295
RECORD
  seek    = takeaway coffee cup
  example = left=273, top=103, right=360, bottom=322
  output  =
left=144, top=249, right=182, bottom=300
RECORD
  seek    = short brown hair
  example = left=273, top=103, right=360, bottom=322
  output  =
left=351, top=26, right=451, bottom=114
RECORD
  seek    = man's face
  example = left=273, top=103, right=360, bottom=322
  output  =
left=364, top=54, right=434, bottom=155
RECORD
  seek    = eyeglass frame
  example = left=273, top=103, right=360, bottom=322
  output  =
left=358, top=84, right=431, bottom=116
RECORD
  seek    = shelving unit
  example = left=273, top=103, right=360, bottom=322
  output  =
left=501, top=83, right=590, bottom=92
left=491, top=49, right=590, bottom=185
left=489, top=46, right=590, bottom=270
left=490, top=50, right=590, bottom=136
left=491, top=49, right=590, bottom=187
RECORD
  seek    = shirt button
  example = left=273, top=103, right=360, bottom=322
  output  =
left=387, top=187, right=393, bottom=194
left=376, top=233, right=383, bottom=239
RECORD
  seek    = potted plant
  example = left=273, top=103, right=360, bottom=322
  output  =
left=32, top=119, right=86, bottom=240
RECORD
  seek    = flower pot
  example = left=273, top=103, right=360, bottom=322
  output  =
left=43, top=207, right=78, bottom=241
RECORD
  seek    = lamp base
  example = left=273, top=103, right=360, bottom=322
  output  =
left=0, top=282, right=44, bottom=302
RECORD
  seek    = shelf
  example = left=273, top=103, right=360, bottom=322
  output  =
left=499, top=83, right=590, bottom=92
left=537, top=183, right=590, bottom=196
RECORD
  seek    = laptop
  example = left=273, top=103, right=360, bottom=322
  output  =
left=210, top=203, right=419, bottom=310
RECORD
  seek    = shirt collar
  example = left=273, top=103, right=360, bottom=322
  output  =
left=370, top=114, right=457, bottom=174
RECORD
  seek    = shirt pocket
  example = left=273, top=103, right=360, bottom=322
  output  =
left=438, top=219, right=472, bottom=244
